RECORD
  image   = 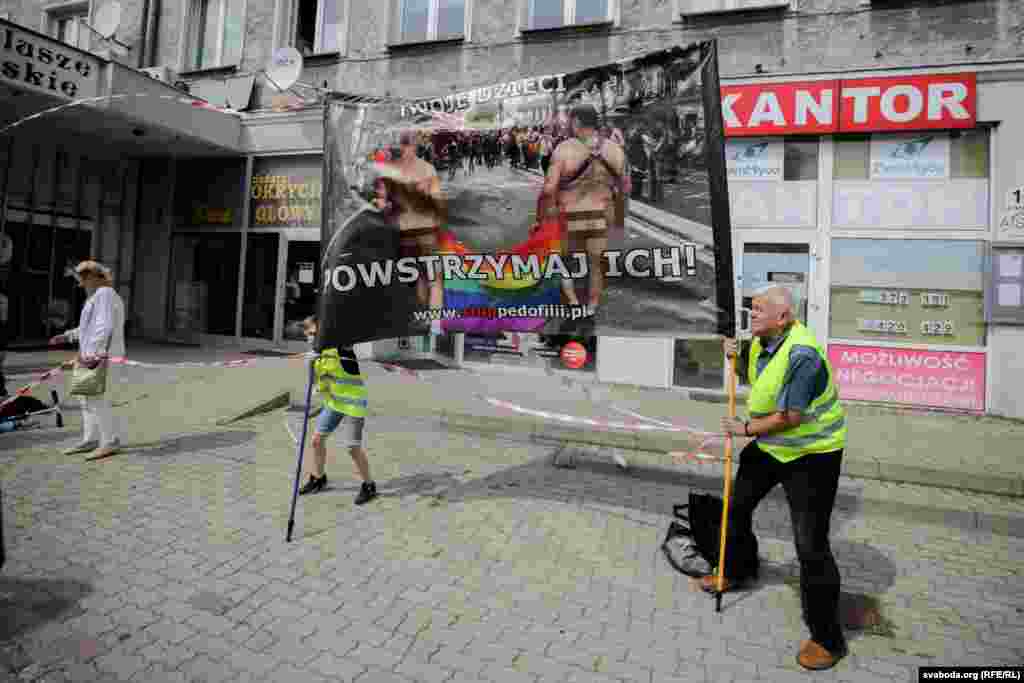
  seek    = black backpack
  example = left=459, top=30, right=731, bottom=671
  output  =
left=661, top=492, right=724, bottom=578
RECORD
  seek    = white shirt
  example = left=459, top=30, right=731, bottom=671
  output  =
left=66, top=287, right=126, bottom=358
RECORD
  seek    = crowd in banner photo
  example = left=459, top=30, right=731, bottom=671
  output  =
left=317, top=43, right=734, bottom=350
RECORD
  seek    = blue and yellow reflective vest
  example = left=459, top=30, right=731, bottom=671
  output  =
left=747, top=322, right=846, bottom=463
left=314, top=347, right=368, bottom=418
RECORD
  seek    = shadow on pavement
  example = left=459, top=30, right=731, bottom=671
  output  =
left=129, top=430, right=261, bottom=460
left=0, top=427, right=78, bottom=453
left=0, top=576, right=93, bottom=643
left=396, top=446, right=900, bottom=630
left=433, top=446, right=863, bottom=532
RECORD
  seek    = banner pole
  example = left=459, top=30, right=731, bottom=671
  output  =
left=286, top=358, right=317, bottom=543
left=714, top=350, right=737, bottom=612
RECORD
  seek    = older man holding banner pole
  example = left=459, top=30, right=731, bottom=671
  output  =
left=703, top=284, right=849, bottom=671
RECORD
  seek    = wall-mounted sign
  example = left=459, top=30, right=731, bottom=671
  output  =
left=828, top=343, right=985, bottom=412
left=1, top=23, right=100, bottom=99
left=832, top=287, right=985, bottom=346
left=869, top=134, right=949, bottom=179
left=998, top=185, right=1024, bottom=242
left=721, top=73, right=976, bottom=137
left=250, top=174, right=322, bottom=227
left=725, top=139, right=783, bottom=181
left=859, top=290, right=909, bottom=306
left=191, top=207, right=233, bottom=225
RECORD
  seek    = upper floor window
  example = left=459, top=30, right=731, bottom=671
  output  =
left=294, top=0, right=343, bottom=55
left=528, top=0, right=611, bottom=29
left=677, top=0, right=789, bottom=17
left=184, top=0, right=245, bottom=71
left=48, top=4, right=90, bottom=50
left=397, top=0, right=465, bottom=43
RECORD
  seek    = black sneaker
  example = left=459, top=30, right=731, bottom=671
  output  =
left=299, top=474, right=327, bottom=496
left=354, top=481, right=378, bottom=505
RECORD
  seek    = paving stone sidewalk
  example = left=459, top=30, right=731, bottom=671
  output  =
left=2, top=402, right=1023, bottom=683
left=7, top=341, right=1024, bottom=500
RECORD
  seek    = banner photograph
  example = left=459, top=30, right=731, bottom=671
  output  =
left=319, top=42, right=734, bottom=349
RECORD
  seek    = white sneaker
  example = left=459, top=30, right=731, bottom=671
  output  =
left=612, top=453, right=629, bottom=469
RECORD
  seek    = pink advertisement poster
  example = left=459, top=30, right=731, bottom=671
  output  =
left=827, top=344, right=986, bottom=412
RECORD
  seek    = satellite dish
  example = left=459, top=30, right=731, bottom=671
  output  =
left=93, top=0, right=122, bottom=39
left=266, top=47, right=303, bottom=91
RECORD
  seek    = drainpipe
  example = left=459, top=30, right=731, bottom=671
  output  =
left=147, top=0, right=161, bottom=69
left=137, top=0, right=150, bottom=68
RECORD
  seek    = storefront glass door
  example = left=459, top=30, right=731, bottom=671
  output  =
left=737, top=239, right=816, bottom=384
left=167, top=232, right=242, bottom=342
left=242, top=233, right=280, bottom=340
left=282, top=240, right=320, bottom=342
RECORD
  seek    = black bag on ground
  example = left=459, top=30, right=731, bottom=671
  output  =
left=661, top=491, right=724, bottom=578
left=0, top=396, right=47, bottom=419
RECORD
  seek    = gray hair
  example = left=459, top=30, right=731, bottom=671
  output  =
left=754, top=284, right=798, bottom=315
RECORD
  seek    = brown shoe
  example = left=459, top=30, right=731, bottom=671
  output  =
left=87, top=440, right=121, bottom=460
left=797, top=640, right=844, bottom=671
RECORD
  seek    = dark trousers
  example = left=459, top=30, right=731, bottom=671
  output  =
left=724, top=440, right=846, bottom=653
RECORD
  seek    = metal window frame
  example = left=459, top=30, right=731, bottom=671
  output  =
left=397, top=0, right=468, bottom=42
left=528, top=0, right=612, bottom=28
left=43, top=1, right=91, bottom=50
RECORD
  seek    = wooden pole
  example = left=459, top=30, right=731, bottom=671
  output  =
left=714, top=351, right=738, bottom=612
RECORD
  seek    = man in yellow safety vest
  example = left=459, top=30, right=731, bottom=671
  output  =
left=714, top=285, right=848, bottom=671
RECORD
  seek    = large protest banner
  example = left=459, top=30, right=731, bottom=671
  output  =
left=318, top=40, right=735, bottom=351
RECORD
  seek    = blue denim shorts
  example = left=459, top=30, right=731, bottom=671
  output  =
left=315, top=406, right=365, bottom=446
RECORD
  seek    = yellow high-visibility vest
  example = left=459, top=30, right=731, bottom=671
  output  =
left=314, top=348, right=368, bottom=418
left=747, top=322, right=846, bottom=462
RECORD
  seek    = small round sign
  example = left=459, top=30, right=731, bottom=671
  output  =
left=561, top=341, right=588, bottom=370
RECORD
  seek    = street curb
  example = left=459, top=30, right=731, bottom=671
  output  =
left=217, top=391, right=291, bottom=426
left=439, top=409, right=1024, bottom=499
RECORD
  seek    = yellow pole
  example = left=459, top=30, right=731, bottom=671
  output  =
left=714, top=350, right=738, bottom=612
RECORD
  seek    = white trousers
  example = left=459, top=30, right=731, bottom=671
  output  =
left=79, top=366, right=120, bottom=447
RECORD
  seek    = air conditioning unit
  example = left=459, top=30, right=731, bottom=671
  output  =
left=140, top=65, right=174, bottom=83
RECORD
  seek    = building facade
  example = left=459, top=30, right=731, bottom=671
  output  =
left=1, top=0, right=1023, bottom=417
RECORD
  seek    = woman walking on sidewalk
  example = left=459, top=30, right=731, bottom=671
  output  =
left=50, top=260, right=126, bottom=458
left=298, top=316, right=378, bottom=505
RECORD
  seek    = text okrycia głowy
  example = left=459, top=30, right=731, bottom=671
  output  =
left=325, top=246, right=699, bottom=293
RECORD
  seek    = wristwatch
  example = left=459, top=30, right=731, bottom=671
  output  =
left=743, top=420, right=751, bottom=437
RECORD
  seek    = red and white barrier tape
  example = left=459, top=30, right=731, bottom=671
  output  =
left=4, top=353, right=728, bottom=463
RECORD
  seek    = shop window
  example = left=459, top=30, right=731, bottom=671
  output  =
left=829, top=238, right=986, bottom=348
left=673, top=338, right=725, bottom=390
left=250, top=156, right=322, bottom=228
left=833, top=131, right=989, bottom=180
left=726, top=138, right=818, bottom=182
left=394, top=0, right=466, bottom=44
left=525, top=0, right=614, bottom=30
left=47, top=4, right=90, bottom=50
left=949, top=129, right=989, bottom=178
left=783, top=138, right=818, bottom=181
left=184, top=0, right=245, bottom=71
left=294, top=0, right=342, bottom=55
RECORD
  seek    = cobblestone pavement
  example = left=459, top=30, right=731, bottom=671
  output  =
left=2, top=408, right=1022, bottom=683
